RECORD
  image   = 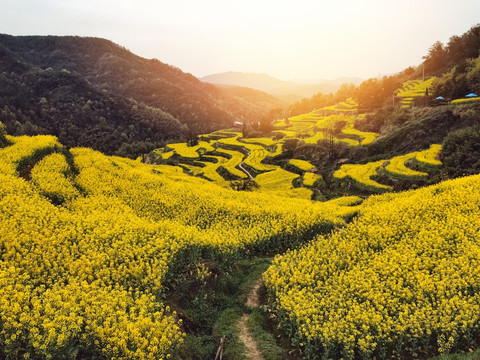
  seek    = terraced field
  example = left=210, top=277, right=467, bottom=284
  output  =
left=451, top=96, right=480, bottom=105
left=341, top=115, right=379, bottom=145
left=255, top=168, right=312, bottom=199
left=396, top=78, right=436, bottom=107
left=289, top=159, right=315, bottom=172
left=151, top=97, right=450, bottom=200
left=165, top=141, right=215, bottom=158
left=151, top=100, right=383, bottom=199
left=215, top=148, right=248, bottom=179
left=334, top=144, right=443, bottom=192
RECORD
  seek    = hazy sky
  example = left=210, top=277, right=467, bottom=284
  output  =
left=1, top=0, right=479, bottom=81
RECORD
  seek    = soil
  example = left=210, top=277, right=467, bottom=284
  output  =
left=238, top=314, right=264, bottom=360
left=237, top=276, right=265, bottom=360
left=246, top=277, right=263, bottom=307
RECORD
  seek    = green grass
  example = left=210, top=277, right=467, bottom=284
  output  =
left=172, top=258, right=274, bottom=360
left=211, top=309, right=247, bottom=360
left=429, top=349, right=480, bottom=360
left=246, top=309, right=284, bottom=360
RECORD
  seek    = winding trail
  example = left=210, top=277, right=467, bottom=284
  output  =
left=246, top=277, right=262, bottom=307
left=238, top=161, right=254, bottom=180
left=237, top=277, right=265, bottom=360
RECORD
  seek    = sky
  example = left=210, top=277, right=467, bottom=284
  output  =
left=1, top=0, right=479, bottom=81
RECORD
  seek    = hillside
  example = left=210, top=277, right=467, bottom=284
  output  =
left=2, top=23, right=480, bottom=360
left=0, top=35, right=283, bottom=157
left=360, top=104, right=480, bottom=159
left=265, top=173, right=480, bottom=359
left=201, top=71, right=362, bottom=99
left=1, top=71, right=480, bottom=360
left=207, top=84, right=286, bottom=111
left=2, top=114, right=480, bottom=359
left=0, top=127, right=355, bottom=359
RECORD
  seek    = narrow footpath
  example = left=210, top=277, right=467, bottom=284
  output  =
left=238, top=161, right=254, bottom=180
left=237, top=277, right=265, bottom=360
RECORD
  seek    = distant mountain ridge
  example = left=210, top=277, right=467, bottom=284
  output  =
left=201, top=71, right=363, bottom=99
left=291, top=77, right=364, bottom=86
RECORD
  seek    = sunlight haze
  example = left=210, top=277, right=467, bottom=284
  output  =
left=1, top=0, right=479, bottom=81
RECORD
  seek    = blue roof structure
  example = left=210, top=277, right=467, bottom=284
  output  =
left=465, top=93, right=478, bottom=98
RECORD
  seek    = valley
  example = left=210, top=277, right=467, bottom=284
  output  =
left=1, top=22, right=480, bottom=360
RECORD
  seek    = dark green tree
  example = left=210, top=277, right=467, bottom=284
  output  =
left=0, top=121, right=7, bottom=147
left=422, top=41, right=447, bottom=75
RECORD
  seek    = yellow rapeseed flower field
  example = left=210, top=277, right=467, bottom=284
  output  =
left=0, top=129, right=352, bottom=359
left=334, top=145, right=442, bottom=192
left=264, top=174, right=480, bottom=359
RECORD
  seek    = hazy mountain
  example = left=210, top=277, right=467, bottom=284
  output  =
left=213, top=84, right=286, bottom=109
left=291, top=77, right=364, bottom=86
left=201, top=72, right=293, bottom=92
left=201, top=71, right=363, bottom=100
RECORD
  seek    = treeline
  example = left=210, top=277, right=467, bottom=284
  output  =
left=288, top=24, right=480, bottom=115
left=0, top=121, right=7, bottom=147
left=424, top=24, right=480, bottom=99
left=422, top=24, right=480, bottom=76
left=431, top=56, right=480, bottom=99
left=287, top=84, right=355, bottom=115
left=0, top=63, right=183, bottom=157
left=287, top=68, right=416, bottom=115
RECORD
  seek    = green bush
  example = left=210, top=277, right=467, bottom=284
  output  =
left=441, top=124, right=480, bottom=177
left=0, top=122, right=8, bottom=147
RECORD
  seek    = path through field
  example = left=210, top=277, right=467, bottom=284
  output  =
left=237, top=277, right=264, bottom=360
left=238, top=161, right=253, bottom=180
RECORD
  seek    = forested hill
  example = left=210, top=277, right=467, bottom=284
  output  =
left=0, top=34, right=283, bottom=157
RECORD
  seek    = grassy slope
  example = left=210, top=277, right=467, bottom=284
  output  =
left=363, top=104, right=480, bottom=160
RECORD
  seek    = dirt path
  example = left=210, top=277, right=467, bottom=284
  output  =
left=246, top=277, right=262, bottom=307
left=239, top=161, right=254, bottom=180
left=238, top=314, right=264, bottom=360
left=237, top=277, right=265, bottom=360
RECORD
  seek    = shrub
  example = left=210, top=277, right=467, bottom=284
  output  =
left=441, top=124, right=480, bottom=177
